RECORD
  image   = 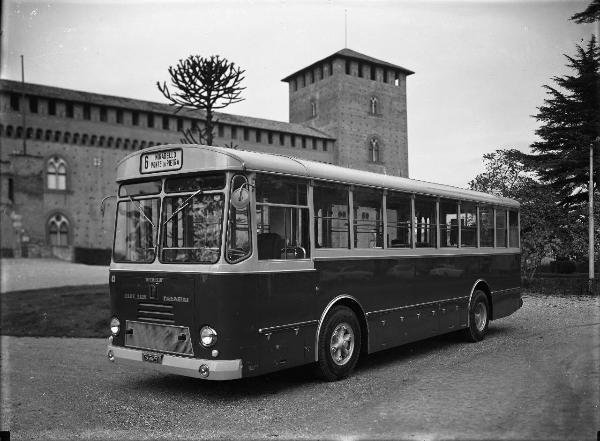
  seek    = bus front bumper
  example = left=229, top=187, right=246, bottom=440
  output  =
left=106, top=340, right=242, bottom=380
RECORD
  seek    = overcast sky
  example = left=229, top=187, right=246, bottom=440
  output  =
left=1, top=0, right=595, bottom=188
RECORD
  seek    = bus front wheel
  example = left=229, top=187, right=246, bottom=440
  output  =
left=316, top=306, right=361, bottom=381
left=464, top=290, right=490, bottom=342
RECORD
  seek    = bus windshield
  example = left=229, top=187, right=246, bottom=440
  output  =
left=113, top=198, right=160, bottom=263
left=161, top=192, right=225, bottom=264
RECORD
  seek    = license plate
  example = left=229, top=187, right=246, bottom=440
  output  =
left=142, top=352, right=164, bottom=364
left=140, top=149, right=182, bottom=174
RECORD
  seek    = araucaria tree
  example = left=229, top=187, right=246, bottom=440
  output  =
left=157, top=55, right=245, bottom=146
left=522, top=36, right=599, bottom=208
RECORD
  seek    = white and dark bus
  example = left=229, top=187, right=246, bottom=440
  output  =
left=106, top=144, right=522, bottom=381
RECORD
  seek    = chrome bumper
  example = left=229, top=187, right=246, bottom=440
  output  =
left=106, top=340, right=242, bottom=380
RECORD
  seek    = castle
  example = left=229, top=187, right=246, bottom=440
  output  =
left=0, top=48, right=413, bottom=261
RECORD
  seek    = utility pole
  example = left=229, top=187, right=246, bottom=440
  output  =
left=20, top=54, right=27, bottom=155
left=590, top=137, right=598, bottom=294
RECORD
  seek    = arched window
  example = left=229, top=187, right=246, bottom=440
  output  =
left=81, top=134, right=88, bottom=145
left=47, top=213, right=70, bottom=246
left=99, top=136, right=105, bottom=147
left=72, top=133, right=80, bottom=144
left=35, top=128, right=43, bottom=140
left=90, top=135, right=97, bottom=146
left=45, top=130, right=53, bottom=141
left=6, top=126, right=14, bottom=137
left=368, top=137, right=380, bottom=162
left=63, top=132, right=71, bottom=143
left=47, top=156, right=67, bottom=190
left=370, top=96, right=379, bottom=115
left=54, top=131, right=61, bottom=142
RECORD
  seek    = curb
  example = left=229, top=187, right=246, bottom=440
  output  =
left=1, top=284, right=109, bottom=296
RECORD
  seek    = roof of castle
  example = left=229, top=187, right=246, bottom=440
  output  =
left=0, top=79, right=334, bottom=139
left=281, top=48, right=414, bottom=82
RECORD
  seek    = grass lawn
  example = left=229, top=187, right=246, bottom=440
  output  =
left=1, top=285, right=110, bottom=338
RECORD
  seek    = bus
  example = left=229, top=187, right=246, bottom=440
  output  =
left=106, top=144, right=522, bottom=381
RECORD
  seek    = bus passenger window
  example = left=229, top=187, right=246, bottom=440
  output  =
left=256, top=174, right=310, bottom=260
left=313, top=184, right=349, bottom=248
left=496, top=209, right=507, bottom=247
left=509, top=210, right=519, bottom=248
left=414, top=197, right=437, bottom=248
left=460, top=202, right=477, bottom=247
left=479, top=205, right=494, bottom=247
left=386, top=192, right=412, bottom=248
left=353, top=188, right=383, bottom=248
left=439, top=200, right=458, bottom=247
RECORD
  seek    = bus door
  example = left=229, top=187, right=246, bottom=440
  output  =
left=254, top=174, right=315, bottom=372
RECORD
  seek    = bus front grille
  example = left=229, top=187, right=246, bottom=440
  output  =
left=125, top=320, right=194, bottom=356
left=137, top=302, right=175, bottom=324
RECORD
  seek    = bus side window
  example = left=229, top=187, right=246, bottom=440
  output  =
left=386, top=191, right=412, bottom=248
left=439, top=199, right=458, bottom=248
left=256, top=174, right=310, bottom=260
left=414, top=196, right=437, bottom=248
left=313, top=183, right=349, bottom=249
left=496, top=208, right=507, bottom=247
left=353, top=187, right=383, bottom=248
left=508, top=210, right=519, bottom=248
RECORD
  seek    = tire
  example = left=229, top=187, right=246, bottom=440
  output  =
left=315, top=306, right=361, bottom=381
left=464, top=290, right=490, bottom=342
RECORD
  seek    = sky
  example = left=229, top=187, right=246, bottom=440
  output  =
left=1, top=0, right=596, bottom=188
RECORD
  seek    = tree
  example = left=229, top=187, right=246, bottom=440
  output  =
left=469, top=149, right=592, bottom=280
left=571, top=0, right=600, bottom=23
left=520, top=36, right=600, bottom=208
left=468, top=149, right=529, bottom=199
left=157, top=55, right=245, bottom=146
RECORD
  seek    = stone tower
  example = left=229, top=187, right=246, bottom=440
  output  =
left=282, top=48, right=413, bottom=177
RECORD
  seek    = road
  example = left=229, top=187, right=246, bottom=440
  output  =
left=1, top=295, right=598, bottom=440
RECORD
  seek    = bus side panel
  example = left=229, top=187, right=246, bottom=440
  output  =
left=315, top=253, right=521, bottom=355
left=479, top=253, right=522, bottom=320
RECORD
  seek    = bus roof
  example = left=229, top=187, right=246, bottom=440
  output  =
left=117, top=144, right=519, bottom=208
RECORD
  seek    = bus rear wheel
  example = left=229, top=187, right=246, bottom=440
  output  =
left=316, top=306, right=361, bottom=381
left=464, top=290, right=490, bottom=342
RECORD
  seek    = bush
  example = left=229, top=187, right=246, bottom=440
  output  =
left=548, top=260, right=576, bottom=274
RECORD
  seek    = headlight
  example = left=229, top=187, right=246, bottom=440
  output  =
left=200, top=326, right=217, bottom=347
left=110, top=317, right=120, bottom=336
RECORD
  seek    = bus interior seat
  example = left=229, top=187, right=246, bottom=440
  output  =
left=257, top=233, right=284, bottom=259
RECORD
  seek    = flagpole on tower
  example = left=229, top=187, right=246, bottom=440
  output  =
left=345, top=9, right=348, bottom=48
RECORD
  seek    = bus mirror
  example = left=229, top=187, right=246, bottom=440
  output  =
left=230, top=185, right=250, bottom=210
left=100, top=195, right=117, bottom=218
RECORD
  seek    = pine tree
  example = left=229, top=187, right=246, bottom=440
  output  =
left=522, top=36, right=600, bottom=208
left=571, top=0, right=600, bottom=23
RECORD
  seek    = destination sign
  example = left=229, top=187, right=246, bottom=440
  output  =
left=141, top=149, right=182, bottom=174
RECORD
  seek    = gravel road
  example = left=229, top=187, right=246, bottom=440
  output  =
left=1, top=294, right=598, bottom=440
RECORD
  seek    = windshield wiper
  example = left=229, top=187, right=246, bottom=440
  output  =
left=163, top=189, right=204, bottom=225
left=127, top=195, right=156, bottom=229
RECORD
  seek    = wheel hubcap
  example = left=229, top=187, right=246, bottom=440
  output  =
left=473, top=302, right=487, bottom=332
left=330, top=322, right=355, bottom=366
